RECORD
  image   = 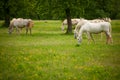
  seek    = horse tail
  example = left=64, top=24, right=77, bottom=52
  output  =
left=109, top=23, right=113, bottom=43
left=109, top=23, right=112, bottom=35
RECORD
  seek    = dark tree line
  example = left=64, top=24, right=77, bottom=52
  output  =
left=0, top=0, right=120, bottom=33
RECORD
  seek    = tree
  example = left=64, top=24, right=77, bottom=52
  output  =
left=0, top=0, right=36, bottom=27
left=0, top=0, right=10, bottom=27
left=65, top=8, right=72, bottom=34
left=36, top=0, right=84, bottom=34
left=0, top=0, right=119, bottom=28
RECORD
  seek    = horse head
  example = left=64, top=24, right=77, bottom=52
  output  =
left=74, top=30, right=78, bottom=39
left=8, top=25, right=13, bottom=34
left=77, top=35, right=82, bottom=44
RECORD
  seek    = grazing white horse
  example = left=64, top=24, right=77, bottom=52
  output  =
left=74, top=18, right=111, bottom=39
left=9, top=18, right=34, bottom=34
left=76, top=19, right=112, bottom=44
left=61, top=18, right=80, bottom=31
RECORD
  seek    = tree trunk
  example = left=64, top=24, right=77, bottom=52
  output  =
left=4, top=0, right=10, bottom=27
left=65, top=8, right=72, bottom=34
left=4, top=8, right=10, bottom=27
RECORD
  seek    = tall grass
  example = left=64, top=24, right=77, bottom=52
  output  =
left=0, top=20, right=120, bottom=80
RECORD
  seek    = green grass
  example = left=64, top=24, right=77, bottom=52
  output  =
left=0, top=20, right=120, bottom=80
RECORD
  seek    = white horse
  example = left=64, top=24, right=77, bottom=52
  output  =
left=76, top=19, right=112, bottom=44
left=74, top=18, right=110, bottom=39
left=9, top=18, right=34, bottom=34
left=61, top=18, right=80, bottom=31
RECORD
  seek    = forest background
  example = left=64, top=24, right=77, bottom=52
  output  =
left=0, top=0, right=120, bottom=27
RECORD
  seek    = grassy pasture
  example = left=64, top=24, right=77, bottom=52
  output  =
left=0, top=20, right=120, bottom=80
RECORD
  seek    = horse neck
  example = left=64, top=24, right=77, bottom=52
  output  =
left=81, top=20, right=88, bottom=26
left=78, top=28, right=83, bottom=38
left=75, top=25, right=79, bottom=32
left=9, top=23, right=13, bottom=29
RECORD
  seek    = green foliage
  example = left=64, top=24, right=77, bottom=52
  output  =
left=0, top=0, right=120, bottom=19
left=116, top=13, right=120, bottom=19
left=0, top=20, right=120, bottom=80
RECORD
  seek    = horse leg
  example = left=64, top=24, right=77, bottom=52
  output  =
left=26, top=27, right=28, bottom=34
left=29, top=28, right=32, bottom=35
left=16, top=26, right=20, bottom=34
left=105, top=32, right=109, bottom=44
left=108, top=34, right=113, bottom=44
left=109, top=35, right=113, bottom=44
left=111, top=37, right=113, bottom=44
left=108, top=32, right=113, bottom=44
left=105, top=32, right=112, bottom=44
left=20, top=27, right=23, bottom=31
left=86, top=32, right=91, bottom=44
left=12, top=27, right=14, bottom=32
left=90, top=33, right=95, bottom=44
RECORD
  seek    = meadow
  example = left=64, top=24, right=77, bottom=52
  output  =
left=0, top=20, right=120, bottom=80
